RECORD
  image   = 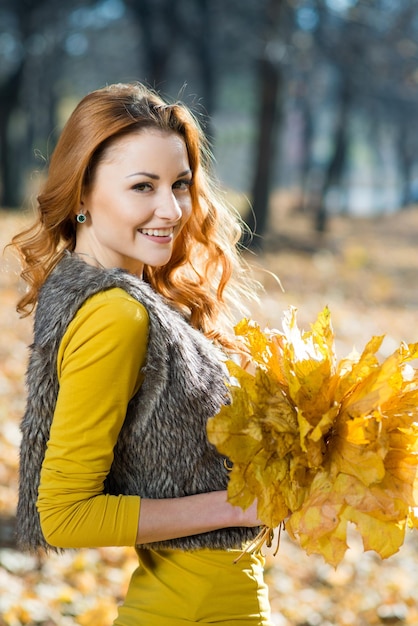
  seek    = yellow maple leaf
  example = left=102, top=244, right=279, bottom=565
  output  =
left=330, top=438, right=386, bottom=486
left=334, top=336, right=384, bottom=403
left=344, top=506, right=406, bottom=559
left=226, top=466, right=257, bottom=511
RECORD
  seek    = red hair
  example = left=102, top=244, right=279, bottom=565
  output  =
left=11, top=83, right=259, bottom=346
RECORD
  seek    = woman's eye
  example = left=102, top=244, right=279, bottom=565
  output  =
left=133, top=182, right=152, bottom=192
left=174, top=179, right=193, bottom=191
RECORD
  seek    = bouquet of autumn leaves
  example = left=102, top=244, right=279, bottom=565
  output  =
left=207, top=307, right=418, bottom=567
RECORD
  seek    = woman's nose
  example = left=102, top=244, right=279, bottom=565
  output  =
left=155, top=189, right=183, bottom=220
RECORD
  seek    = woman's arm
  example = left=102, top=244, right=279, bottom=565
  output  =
left=136, top=492, right=261, bottom=545
left=37, top=289, right=148, bottom=549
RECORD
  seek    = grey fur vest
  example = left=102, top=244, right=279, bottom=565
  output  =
left=17, top=253, right=259, bottom=553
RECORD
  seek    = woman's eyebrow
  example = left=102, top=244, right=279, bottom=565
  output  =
left=126, top=169, right=192, bottom=179
left=126, top=171, right=159, bottom=179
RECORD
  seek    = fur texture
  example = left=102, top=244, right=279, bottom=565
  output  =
left=17, top=253, right=260, bottom=553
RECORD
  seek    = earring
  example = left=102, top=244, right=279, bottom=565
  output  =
left=76, top=211, right=86, bottom=224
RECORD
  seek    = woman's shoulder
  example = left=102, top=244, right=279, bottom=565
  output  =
left=58, top=287, right=150, bottom=362
left=82, top=286, right=147, bottom=310
left=75, top=287, right=149, bottom=331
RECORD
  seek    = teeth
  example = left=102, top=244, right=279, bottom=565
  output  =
left=140, top=228, right=173, bottom=237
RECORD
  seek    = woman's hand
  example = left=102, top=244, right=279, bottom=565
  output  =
left=226, top=496, right=263, bottom=528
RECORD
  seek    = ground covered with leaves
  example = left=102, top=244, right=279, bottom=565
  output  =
left=1, top=204, right=418, bottom=625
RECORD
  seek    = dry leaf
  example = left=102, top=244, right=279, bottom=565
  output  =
left=207, top=306, right=418, bottom=566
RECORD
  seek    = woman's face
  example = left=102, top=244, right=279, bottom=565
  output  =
left=76, top=129, right=193, bottom=276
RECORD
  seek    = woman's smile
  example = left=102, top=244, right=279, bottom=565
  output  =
left=138, top=227, right=175, bottom=242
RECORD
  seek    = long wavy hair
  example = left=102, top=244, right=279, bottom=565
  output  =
left=11, top=82, right=260, bottom=347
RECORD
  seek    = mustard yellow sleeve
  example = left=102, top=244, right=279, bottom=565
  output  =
left=37, top=288, right=149, bottom=549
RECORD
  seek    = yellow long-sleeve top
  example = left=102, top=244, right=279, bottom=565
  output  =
left=36, top=288, right=149, bottom=549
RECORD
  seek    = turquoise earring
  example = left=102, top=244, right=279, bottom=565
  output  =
left=76, top=211, right=86, bottom=224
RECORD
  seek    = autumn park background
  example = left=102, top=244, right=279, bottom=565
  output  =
left=1, top=1, right=418, bottom=624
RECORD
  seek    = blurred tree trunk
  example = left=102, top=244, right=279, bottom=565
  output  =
left=0, top=68, right=24, bottom=208
left=312, top=76, right=351, bottom=232
left=247, top=0, right=284, bottom=249
left=127, top=0, right=216, bottom=142
left=191, top=0, right=216, bottom=143
left=196, top=0, right=215, bottom=116
left=126, top=0, right=178, bottom=87
left=295, top=80, right=314, bottom=212
left=0, top=0, right=51, bottom=208
left=397, top=114, right=416, bottom=209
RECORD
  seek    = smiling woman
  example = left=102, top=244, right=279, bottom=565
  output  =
left=9, top=82, right=273, bottom=625
left=75, top=130, right=193, bottom=276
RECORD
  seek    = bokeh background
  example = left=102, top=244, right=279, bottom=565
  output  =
left=1, top=1, right=418, bottom=624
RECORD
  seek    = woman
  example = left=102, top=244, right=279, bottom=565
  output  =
left=12, top=82, right=272, bottom=625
